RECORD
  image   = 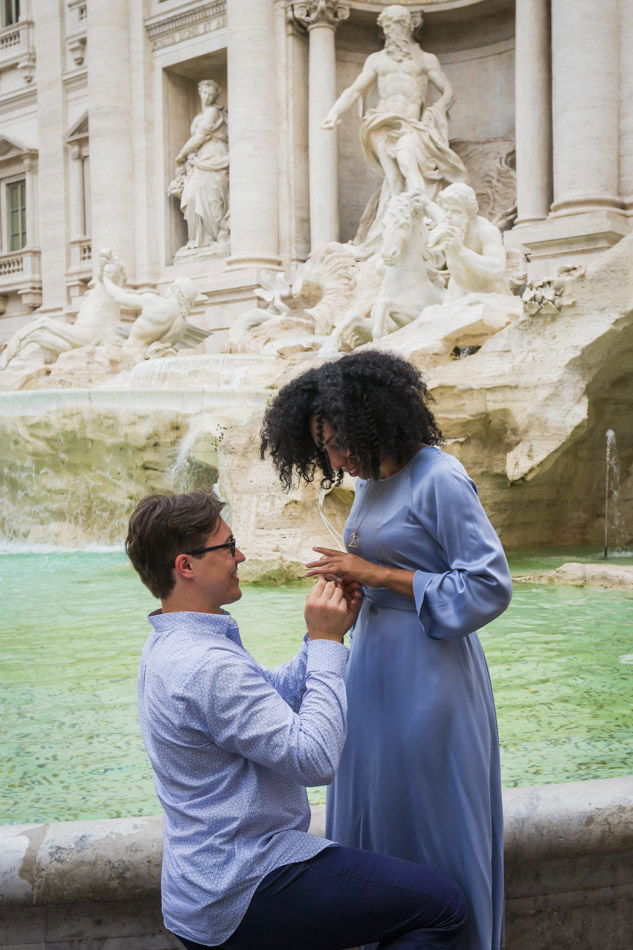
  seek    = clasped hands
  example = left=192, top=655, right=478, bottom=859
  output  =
left=304, top=547, right=381, bottom=642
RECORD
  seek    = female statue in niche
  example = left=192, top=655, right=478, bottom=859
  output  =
left=168, top=79, right=230, bottom=251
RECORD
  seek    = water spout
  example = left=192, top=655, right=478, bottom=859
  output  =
left=603, top=429, right=622, bottom=559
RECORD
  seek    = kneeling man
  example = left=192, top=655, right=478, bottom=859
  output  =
left=127, top=491, right=467, bottom=950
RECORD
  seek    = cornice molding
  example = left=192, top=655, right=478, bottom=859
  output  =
left=145, top=1, right=226, bottom=52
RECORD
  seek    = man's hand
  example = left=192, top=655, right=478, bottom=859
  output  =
left=304, top=577, right=361, bottom=642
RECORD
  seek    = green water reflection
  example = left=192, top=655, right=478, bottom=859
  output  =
left=1, top=549, right=632, bottom=824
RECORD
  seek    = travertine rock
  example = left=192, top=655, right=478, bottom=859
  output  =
left=515, top=562, right=633, bottom=590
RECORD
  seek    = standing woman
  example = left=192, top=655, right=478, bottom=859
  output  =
left=260, top=350, right=512, bottom=950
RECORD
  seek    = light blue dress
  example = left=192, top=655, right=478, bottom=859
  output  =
left=326, top=446, right=512, bottom=950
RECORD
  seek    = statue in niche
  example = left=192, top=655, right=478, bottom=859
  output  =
left=101, top=268, right=210, bottom=361
left=168, top=79, right=230, bottom=252
left=322, top=4, right=467, bottom=254
left=424, top=183, right=510, bottom=300
left=0, top=248, right=125, bottom=370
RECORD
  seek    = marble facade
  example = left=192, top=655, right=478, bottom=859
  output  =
left=0, top=0, right=631, bottom=345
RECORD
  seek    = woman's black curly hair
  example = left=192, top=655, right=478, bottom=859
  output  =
left=260, top=350, right=444, bottom=489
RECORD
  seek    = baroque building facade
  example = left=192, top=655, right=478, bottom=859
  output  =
left=0, top=0, right=632, bottom=343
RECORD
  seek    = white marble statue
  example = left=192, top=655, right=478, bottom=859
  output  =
left=321, top=191, right=444, bottom=352
left=0, top=249, right=125, bottom=370
left=168, top=79, right=230, bottom=252
left=370, top=190, right=444, bottom=337
left=226, top=270, right=293, bottom=348
left=101, top=270, right=209, bottom=361
left=424, top=183, right=510, bottom=300
left=322, top=4, right=467, bottom=253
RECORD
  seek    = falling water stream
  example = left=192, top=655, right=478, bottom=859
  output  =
left=603, top=429, right=624, bottom=559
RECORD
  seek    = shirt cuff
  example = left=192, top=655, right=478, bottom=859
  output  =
left=306, top=639, right=348, bottom=675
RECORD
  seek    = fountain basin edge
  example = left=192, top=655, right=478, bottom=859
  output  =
left=1, top=776, right=632, bottom=949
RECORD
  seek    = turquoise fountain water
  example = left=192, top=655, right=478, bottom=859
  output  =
left=1, top=547, right=632, bottom=825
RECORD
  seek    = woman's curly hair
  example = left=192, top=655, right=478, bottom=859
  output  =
left=260, top=350, right=443, bottom=489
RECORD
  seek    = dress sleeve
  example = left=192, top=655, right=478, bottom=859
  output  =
left=412, top=458, right=512, bottom=640
left=192, top=640, right=348, bottom=786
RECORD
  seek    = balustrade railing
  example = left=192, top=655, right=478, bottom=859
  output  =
left=0, top=253, right=24, bottom=276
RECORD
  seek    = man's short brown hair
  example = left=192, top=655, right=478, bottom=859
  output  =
left=125, top=491, right=224, bottom=599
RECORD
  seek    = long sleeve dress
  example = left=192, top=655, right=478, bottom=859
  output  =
left=325, top=446, right=512, bottom=950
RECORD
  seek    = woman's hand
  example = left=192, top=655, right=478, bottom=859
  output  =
left=306, top=547, right=386, bottom=588
left=307, top=548, right=416, bottom=600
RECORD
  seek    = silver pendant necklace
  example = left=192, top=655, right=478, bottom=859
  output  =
left=348, top=483, right=371, bottom=549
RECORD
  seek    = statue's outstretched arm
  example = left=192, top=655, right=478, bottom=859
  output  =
left=102, top=274, right=143, bottom=312
left=323, top=61, right=377, bottom=128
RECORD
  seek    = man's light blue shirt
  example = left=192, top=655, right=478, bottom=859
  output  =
left=138, top=609, right=348, bottom=945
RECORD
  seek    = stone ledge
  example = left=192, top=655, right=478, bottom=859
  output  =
left=1, top=777, right=632, bottom=949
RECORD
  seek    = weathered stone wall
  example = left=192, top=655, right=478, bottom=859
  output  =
left=1, top=777, right=632, bottom=950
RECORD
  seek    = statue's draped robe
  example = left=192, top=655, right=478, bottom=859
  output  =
left=180, top=108, right=230, bottom=246
left=354, top=104, right=467, bottom=256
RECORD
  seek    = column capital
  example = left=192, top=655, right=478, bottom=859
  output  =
left=291, top=0, right=349, bottom=30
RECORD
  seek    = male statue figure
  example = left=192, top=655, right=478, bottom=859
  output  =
left=322, top=4, right=467, bottom=252
left=101, top=268, right=208, bottom=361
left=425, top=183, right=510, bottom=301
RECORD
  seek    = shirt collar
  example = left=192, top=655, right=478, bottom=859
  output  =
left=148, top=609, right=243, bottom=647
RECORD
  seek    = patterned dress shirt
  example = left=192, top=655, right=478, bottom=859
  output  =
left=138, top=609, right=348, bottom=945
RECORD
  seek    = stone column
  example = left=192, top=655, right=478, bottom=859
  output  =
left=33, top=3, right=66, bottom=311
left=226, top=0, right=282, bottom=269
left=551, top=0, right=620, bottom=212
left=128, top=0, right=158, bottom=289
left=619, top=1, right=633, bottom=205
left=281, top=5, right=310, bottom=261
left=86, top=0, right=135, bottom=274
left=293, top=1, right=349, bottom=250
left=514, top=0, right=551, bottom=223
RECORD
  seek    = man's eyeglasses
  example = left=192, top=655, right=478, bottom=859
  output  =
left=185, top=537, right=237, bottom=558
